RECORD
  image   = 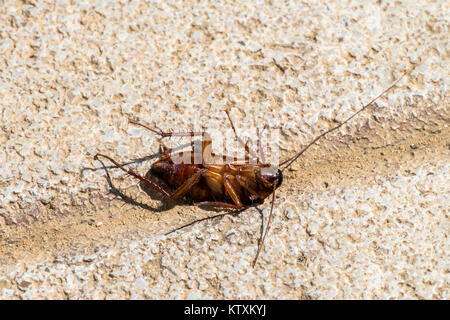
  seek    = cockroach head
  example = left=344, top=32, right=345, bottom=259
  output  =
left=257, top=167, right=283, bottom=189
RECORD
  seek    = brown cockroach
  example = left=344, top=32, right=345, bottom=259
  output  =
left=94, top=74, right=405, bottom=267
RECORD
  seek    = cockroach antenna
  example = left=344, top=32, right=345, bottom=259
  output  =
left=253, top=183, right=277, bottom=268
left=280, top=72, right=407, bottom=172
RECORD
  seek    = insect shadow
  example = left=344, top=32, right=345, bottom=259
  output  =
left=91, top=156, right=173, bottom=212
left=82, top=142, right=247, bottom=214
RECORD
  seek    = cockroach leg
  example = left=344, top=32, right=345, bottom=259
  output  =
left=165, top=208, right=246, bottom=236
left=129, top=119, right=184, bottom=155
left=130, top=116, right=264, bottom=165
left=235, top=175, right=261, bottom=200
left=165, top=213, right=228, bottom=235
left=129, top=120, right=214, bottom=163
left=223, top=174, right=244, bottom=208
left=169, top=169, right=209, bottom=200
left=225, top=109, right=260, bottom=161
left=94, top=153, right=207, bottom=200
left=130, top=119, right=205, bottom=138
left=95, top=153, right=171, bottom=197
left=128, top=120, right=166, bottom=137
left=165, top=179, right=248, bottom=235
left=197, top=201, right=243, bottom=210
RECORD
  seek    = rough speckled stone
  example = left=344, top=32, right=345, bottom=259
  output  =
left=0, top=0, right=448, bottom=299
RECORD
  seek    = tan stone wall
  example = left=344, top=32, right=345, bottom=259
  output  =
left=0, top=0, right=448, bottom=299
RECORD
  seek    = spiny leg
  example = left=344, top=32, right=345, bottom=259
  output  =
left=165, top=207, right=247, bottom=235
left=197, top=201, right=243, bottom=210
left=196, top=173, right=244, bottom=209
left=235, top=175, right=261, bottom=201
left=165, top=213, right=228, bottom=235
left=166, top=180, right=248, bottom=235
left=129, top=119, right=205, bottom=138
left=225, top=110, right=260, bottom=162
left=130, top=118, right=266, bottom=166
left=95, top=157, right=157, bottom=211
left=223, top=174, right=243, bottom=207
left=168, top=174, right=246, bottom=234
left=129, top=119, right=211, bottom=164
left=170, top=169, right=209, bottom=200
left=94, top=153, right=207, bottom=200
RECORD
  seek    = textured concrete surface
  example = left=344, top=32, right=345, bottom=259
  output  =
left=0, top=0, right=449, bottom=299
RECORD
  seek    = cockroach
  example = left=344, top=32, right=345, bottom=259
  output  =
left=94, top=74, right=405, bottom=267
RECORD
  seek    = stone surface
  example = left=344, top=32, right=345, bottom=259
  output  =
left=0, top=0, right=448, bottom=299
